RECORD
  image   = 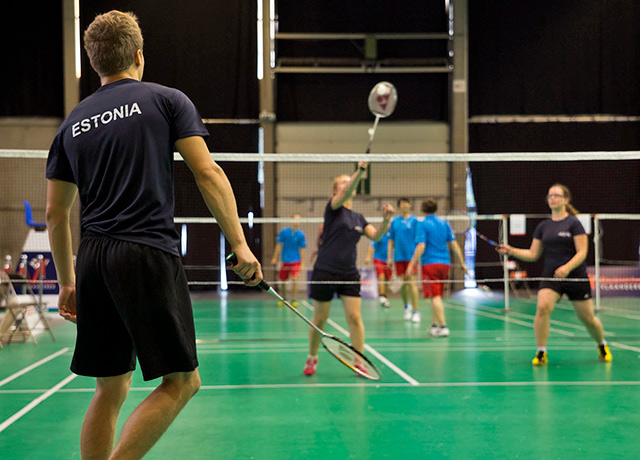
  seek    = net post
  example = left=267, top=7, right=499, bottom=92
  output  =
left=501, top=214, right=510, bottom=312
left=593, top=214, right=601, bottom=311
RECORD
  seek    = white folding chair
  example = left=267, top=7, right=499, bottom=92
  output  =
left=0, top=272, right=54, bottom=345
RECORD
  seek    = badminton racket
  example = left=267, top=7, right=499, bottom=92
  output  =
left=446, top=209, right=471, bottom=235
left=226, top=253, right=382, bottom=380
left=365, top=81, right=398, bottom=153
left=477, top=232, right=498, bottom=247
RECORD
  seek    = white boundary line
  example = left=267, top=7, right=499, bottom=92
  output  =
left=0, top=347, right=70, bottom=388
left=301, top=300, right=420, bottom=386
left=2, top=379, right=640, bottom=395
left=470, top=303, right=618, bottom=335
left=0, top=373, right=77, bottom=434
left=445, top=301, right=575, bottom=337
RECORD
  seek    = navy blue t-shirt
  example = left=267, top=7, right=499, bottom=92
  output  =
left=46, top=78, right=209, bottom=256
left=532, top=215, right=587, bottom=276
left=314, top=200, right=369, bottom=275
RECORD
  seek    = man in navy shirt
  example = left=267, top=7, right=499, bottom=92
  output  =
left=46, top=11, right=262, bottom=459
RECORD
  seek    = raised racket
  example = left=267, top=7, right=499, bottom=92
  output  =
left=477, top=232, right=498, bottom=247
left=365, top=81, right=398, bottom=153
left=226, top=253, right=382, bottom=380
left=446, top=209, right=471, bottom=235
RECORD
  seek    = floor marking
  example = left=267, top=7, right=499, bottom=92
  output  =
left=301, top=300, right=420, bottom=386
left=609, top=342, right=640, bottom=353
left=2, top=379, right=640, bottom=395
left=0, top=347, right=70, bottom=388
left=445, top=301, right=575, bottom=337
left=0, top=373, right=77, bottom=434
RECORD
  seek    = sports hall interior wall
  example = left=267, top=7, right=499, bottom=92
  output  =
left=2, top=1, right=639, bottom=287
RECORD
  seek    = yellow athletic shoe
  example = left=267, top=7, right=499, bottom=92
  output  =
left=277, top=301, right=284, bottom=307
left=291, top=301, right=298, bottom=308
left=598, top=344, right=612, bottom=362
left=532, top=350, right=548, bottom=366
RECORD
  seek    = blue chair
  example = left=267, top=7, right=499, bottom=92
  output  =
left=23, top=201, right=46, bottom=230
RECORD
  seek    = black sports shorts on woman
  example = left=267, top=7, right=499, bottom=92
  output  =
left=309, top=269, right=361, bottom=301
left=72, top=232, right=198, bottom=381
left=538, top=271, right=592, bottom=301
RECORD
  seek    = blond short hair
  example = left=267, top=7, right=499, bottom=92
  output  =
left=84, top=10, right=143, bottom=77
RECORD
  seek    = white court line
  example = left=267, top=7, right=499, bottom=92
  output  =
left=447, top=301, right=640, bottom=355
left=301, top=300, right=420, bottom=386
left=0, top=373, right=77, bottom=434
left=609, top=342, right=640, bottom=353
left=512, top=297, right=640, bottom=322
left=2, top=379, right=640, bottom=395
left=473, top=303, right=614, bottom=333
left=445, top=301, right=575, bottom=337
left=0, top=347, right=70, bottom=388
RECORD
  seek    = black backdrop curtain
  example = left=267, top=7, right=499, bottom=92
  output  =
left=80, top=2, right=260, bottom=288
left=1, top=3, right=64, bottom=117
left=275, top=0, right=449, bottom=121
left=468, top=1, right=640, bottom=285
left=80, top=1, right=258, bottom=118
left=469, top=0, right=640, bottom=116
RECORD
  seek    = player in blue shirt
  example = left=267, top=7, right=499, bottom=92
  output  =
left=387, top=198, right=420, bottom=322
left=365, top=231, right=392, bottom=307
left=45, top=11, right=262, bottom=459
left=498, top=184, right=611, bottom=365
left=271, top=213, right=307, bottom=306
left=304, top=162, right=394, bottom=376
left=408, top=199, right=467, bottom=337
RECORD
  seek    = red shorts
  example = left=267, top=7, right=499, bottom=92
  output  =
left=395, top=261, right=417, bottom=277
left=421, top=263, right=450, bottom=298
left=278, top=261, right=301, bottom=281
left=373, top=259, right=392, bottom=279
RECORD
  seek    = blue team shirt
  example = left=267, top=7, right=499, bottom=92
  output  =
left=415, top=215, right=455, bottom=265
left=388, top=215, right=418, bottom=262
left=277, top=227, right=306, bottom=263
left=314, top=200, right=369, bottom=275
left=46, top=78, right=209, bottom=256
left=371, top=231, right=390, bottom=261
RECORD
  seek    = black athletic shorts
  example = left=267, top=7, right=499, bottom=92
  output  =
left=309, top=269, right=361, bottom=301
left=72, top=232, right=198, bottom=381
left=539, top=271, right=592, bottom=301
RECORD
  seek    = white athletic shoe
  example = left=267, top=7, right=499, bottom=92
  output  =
left=411, top=310, right=421, bottom=323
left=379, top=295, right=390, bottom=308
left=429, top=324, right=440, bottom=336
left=403, top=305, right=413, bottom=320
left=438, top=326, right=450, bottom=337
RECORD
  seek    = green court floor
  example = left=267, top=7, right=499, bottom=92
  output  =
left=1, top=292, right=639, bottom=459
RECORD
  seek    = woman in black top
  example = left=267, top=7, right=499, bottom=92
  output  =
left=304, top=161, right=394, bottom=376
left=498, top=184, right=611, bottom=365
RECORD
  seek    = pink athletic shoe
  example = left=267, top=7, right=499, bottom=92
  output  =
left=303, top=357, right=318, bottom=376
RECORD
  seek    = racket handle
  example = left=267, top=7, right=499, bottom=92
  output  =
left=225, top=253, right=270, bottom=291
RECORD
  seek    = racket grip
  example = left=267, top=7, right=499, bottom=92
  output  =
left=225, top=253, right=270, bottom=291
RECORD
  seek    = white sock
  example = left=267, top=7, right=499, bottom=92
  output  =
left=537, top=347, right=546, bottom=353
left=308, top=354, right=318, bottom=361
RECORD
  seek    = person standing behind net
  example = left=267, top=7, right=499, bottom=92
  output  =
left=387, top=198, right=420, bottom=322
left=304, top=162, right=394, bottom=376
left=407, top=199, right=467, bottom=337
left=45, top=11, right=262, bottom=460
left=364, top=230, right=392, bottom=308
left=497, top=184, right=612, bottom=365
left=270, top=213, right=306, bottom=307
